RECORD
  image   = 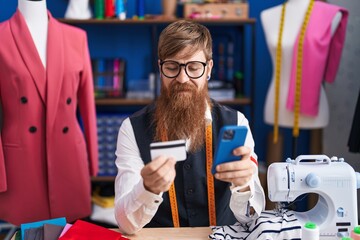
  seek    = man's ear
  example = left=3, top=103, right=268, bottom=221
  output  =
left=158, top=59, right=161, bottom=73
left=207, top=59, right=214, bottom=78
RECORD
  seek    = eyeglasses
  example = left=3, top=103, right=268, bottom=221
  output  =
left=160, top=60, right=207, bottom=79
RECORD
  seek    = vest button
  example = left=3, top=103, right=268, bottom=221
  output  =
left=63, top=127, right=69, bottom=133
left=154, top=200, right=160, bottom=204
left=184, top=164, right=191, bottom=170
left=187, top=189, right=194, bottom=195
left=66, top=97, right=72, bottom=105
left=189, top=211, right=197, bottom=218
left=29, top=126, right=37, bottom=133
left=20, top=96, right=28, bottom=104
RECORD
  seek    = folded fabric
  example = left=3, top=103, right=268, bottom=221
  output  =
left=90, top=204, right=117, bottom=226
left=59, top=223, right=72, bottom=237
left=92, top=192, right=115, bottom=208
left=43, top=224, right=64, bottom=240
left=92, top=185, right=115, bottom=208
left=58, top=220, right=127, bottom=240
left=21, top=217, right=66, bottom=240
left=24, top=226, right=43, bottom=240
left=209, top=210, right=302, bottom=240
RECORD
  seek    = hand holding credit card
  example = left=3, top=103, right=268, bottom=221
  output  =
left=150, top=139, right=187, bottom=161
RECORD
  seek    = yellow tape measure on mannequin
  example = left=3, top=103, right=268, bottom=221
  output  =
left=273, top=3, right=286, bottom=143
left=274, top=0, right=314, bottom=142
left=161, top=124, right=216, bottom=227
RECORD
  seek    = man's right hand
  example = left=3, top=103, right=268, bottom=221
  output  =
left=141, top=156, right=176, bottom=194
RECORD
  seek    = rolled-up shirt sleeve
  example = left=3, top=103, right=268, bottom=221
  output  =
left=114, top=118, right=162, bottom=235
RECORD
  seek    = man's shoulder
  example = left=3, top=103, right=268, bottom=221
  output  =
left=211, top=99, right=238, bottom=114
left=129, top=102, right=156, bottom=120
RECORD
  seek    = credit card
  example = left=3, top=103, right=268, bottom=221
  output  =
left=150, top=139, right=187, bottom=162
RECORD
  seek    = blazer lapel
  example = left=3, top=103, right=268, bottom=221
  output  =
left=46, top=12, right=64, bottom=130
left=9, top=9, right=47, bottom=104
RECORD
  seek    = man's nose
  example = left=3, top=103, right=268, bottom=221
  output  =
left=175, top=67, right=189, bottom=83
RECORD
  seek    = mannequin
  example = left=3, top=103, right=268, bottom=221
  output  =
left=18, top=0, right=48, bottom=67
left=0, top=0, right=98, bottom=225
left=65, top=0, right=92, bottom=19
left=261, top=0, right=343, bottom=130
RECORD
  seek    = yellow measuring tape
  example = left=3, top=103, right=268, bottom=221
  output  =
left=274, top=0, right=314, bottom=142
left=162, top=124, right=216, bottom=227
left=273, top=3, right=286, bottom=143
left=205, top=124, right=216, bottom=226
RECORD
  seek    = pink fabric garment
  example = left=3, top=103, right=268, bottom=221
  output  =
left=286, top=1, right=349, bottom=116
left=59, top=224, right=73, bottom=237
left=0, top=9, right=98, bottom=225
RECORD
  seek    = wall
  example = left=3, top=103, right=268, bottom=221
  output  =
left=1, top=0, right=356, bottom=178
left=325, top=0, right=360, bottom=210
left=324, top=0, right=360, bottom=165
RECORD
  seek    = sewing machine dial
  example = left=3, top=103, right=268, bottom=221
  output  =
left=305, top=173, right=321, bottom=188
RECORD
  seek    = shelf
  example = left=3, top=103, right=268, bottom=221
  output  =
left=95, top=98, right=251, bottom=106
left=218, top=98, right=251, bottom=105
left=58, top=18, right=256, bottom=26
left=91, top=176, right=116, bottom=182
left=95, top=98, right=153, bottom=106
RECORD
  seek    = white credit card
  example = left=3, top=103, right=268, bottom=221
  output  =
left=150, top=139, right=187, bottom=162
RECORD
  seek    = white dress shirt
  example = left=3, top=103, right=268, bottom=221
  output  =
left=114, top=108, right=265, bottom=235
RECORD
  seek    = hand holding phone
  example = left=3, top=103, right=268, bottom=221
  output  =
left=212, top=125, right=248, bottom=174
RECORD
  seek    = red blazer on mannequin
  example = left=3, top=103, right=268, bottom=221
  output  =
left=0, top=9, right=98, bottom=225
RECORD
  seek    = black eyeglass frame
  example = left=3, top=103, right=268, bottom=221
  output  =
left=160, top=60, right=207, bottom=79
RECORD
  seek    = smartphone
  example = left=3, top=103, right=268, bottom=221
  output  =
left=212, top=125, right=248, bottom=174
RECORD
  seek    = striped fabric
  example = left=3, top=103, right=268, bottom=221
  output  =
left=210, top=210, right=302, bottom=240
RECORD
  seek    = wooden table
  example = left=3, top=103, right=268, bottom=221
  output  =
left=122, top=227, right=212, bottom=239
left=11, top=227, right=212, bottom=240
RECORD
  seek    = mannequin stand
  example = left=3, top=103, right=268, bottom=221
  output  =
left=292, top=136, right=298, bottom=159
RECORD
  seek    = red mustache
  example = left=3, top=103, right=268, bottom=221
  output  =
left=170, top=82, right=197, bottom=93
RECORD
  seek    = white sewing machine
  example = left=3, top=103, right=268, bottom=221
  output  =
left=268, top=155, right=360, bottom=239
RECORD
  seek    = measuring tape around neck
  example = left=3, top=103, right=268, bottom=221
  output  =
left=274, top=0, right=315, bottom=142
left=161, top=124, right=217, bottom=227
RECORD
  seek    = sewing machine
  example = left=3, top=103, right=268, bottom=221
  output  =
left=268, top=155, right=360, bottom=239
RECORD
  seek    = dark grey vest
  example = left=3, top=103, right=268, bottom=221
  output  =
left=129, top=100, right=238, bottom=227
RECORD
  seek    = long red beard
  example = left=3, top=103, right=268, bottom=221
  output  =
left=153, top=81, right=210, bottom=153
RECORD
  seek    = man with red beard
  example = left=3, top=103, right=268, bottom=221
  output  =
left=114, top=20, right=265, bottom=235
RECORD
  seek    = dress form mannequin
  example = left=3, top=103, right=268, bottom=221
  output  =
left=0, top=0, right=99, bottom=224
left=261, top=0, right=342, bottom=129
left=18, top=0, right=48, bottom=68
left=65, top=0, right=92, bottom=19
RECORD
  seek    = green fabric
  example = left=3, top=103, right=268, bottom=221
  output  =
left=14, top=231, right=21, bottom=240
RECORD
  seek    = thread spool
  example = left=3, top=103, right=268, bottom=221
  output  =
left=137, top=0, right=145, bottom=20
left=351, top=226, right=360, bottom=240
left=105, top=0, right=115, bottom=18
left=116, top=0, right=126, bottom=20
left=302, top=222, right=319, bottom=240
left=94, top=0, right=104, bottom=19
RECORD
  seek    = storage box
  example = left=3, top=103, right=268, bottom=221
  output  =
left=184, top=3, right=248, bottom=19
